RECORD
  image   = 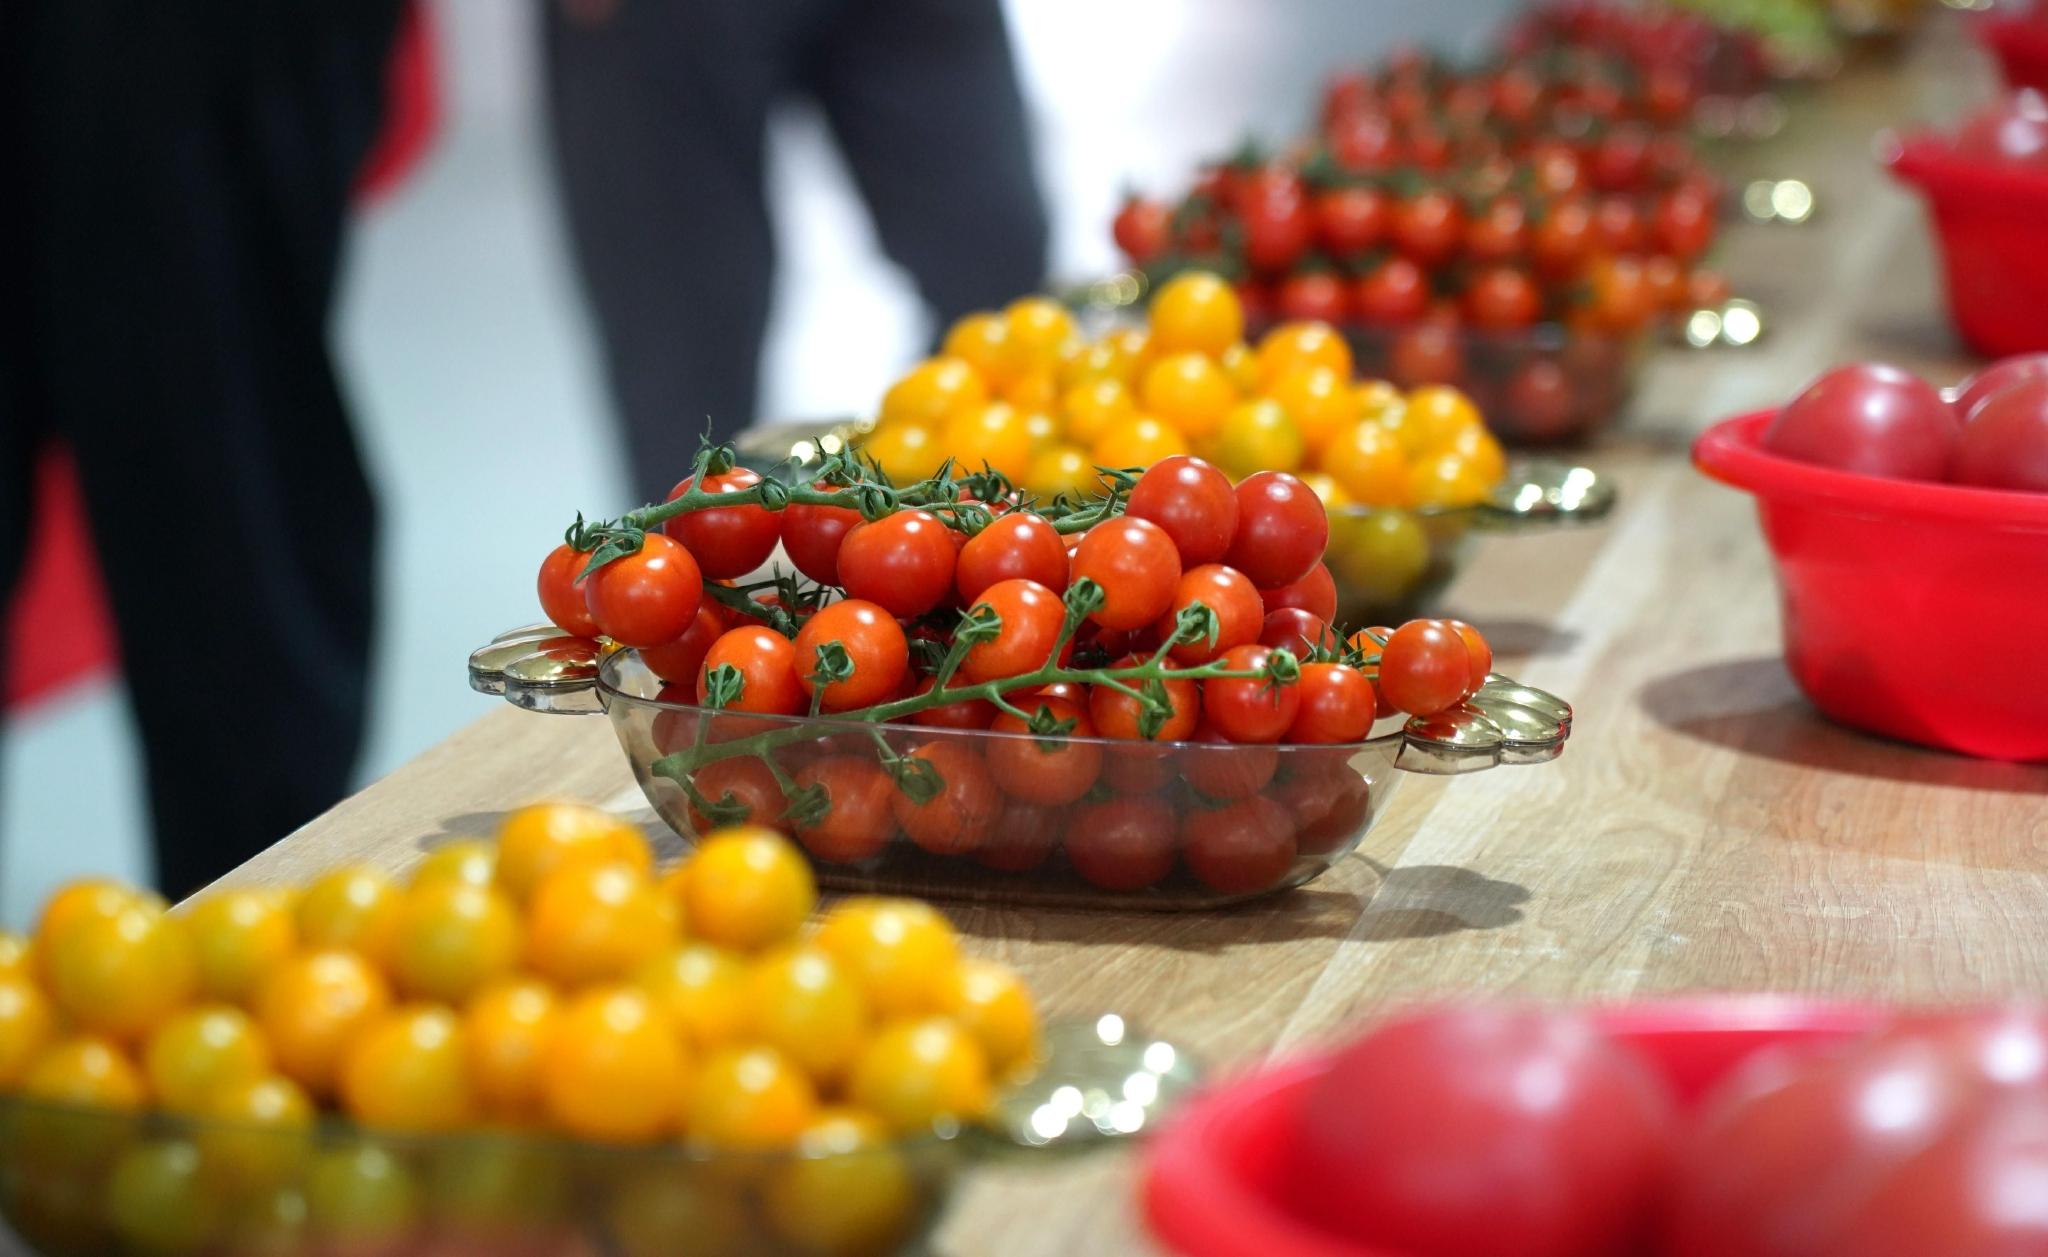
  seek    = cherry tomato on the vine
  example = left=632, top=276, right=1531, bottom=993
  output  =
left=1290, top=662, right=1376, bottom=744
left=1178, top=721, right=1280, bottom=801
left=1276, top=273, right=1349, bottom=324
left=1464, top=267, right=1544, bottom=330
left=1313, top=186, right=1389, bottom=259
left=1446, top=619, right=1493, bottom=695
left=1182, top=797, right=1298, bottom=895
left=793, top=600, right=908, bottom=712
left=1066, top=796, right=1177, bottom=891
left=890, top=742, right=1000, bottom=856
left=583, top=534, right=704, bottom=648
left=699, top=626, right=805, bottom=716
left=663, top=468, right=782, bottom=580
left=686, top=757, right=785, bottom=833
left=1071, top=518, right=1183, bottom=633
left=1260, top=608, right=1340, bottom=658
left=1351, top=257, right=1432, bottom=326
left=1125, top=456, right=1238, bottom=567
left=962, top=579, right=1068, bottom=683
left=956, top=512, right=1067, bottom=604
left=1089, top=656, right=1200, bottom=743
left=985, top=699, right=1102, bottom=804
left=1378, top=619, right=1472, bottom=716
left=1259, top=562, right=1337, bottom=623
left=1202, top=645, right=1302, bottom=744
left=1157, top=565, right=1263, bottom=665
left=791, top=757, right=896, bottom=864
left=1391, top=191, right=1465, bottom=267
left=1113, top=198, right=1172, bottom=265
left=838, top=511, right=958, bottom=619
left=977, top=802, right=1062, bottom=872
left=1226, top=472, right=1328, bottom=589
left=782, top=486, right=863, bottom=587
left=906, top=676, right=997, bottom=731
left=537, top=544, right=602, bottom=638
left=639, top=600, right=729, bottom=685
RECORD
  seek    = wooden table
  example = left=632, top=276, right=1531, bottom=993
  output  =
left=209, top=18, right=2048, bottom=1255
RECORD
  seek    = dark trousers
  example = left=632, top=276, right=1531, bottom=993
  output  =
left=1, top=3, right=398, bottom=897
left=545, top=0, right=1052, bottom=506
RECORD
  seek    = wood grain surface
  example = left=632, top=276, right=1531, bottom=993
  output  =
left=200, top=20, right=2048, bottom=1256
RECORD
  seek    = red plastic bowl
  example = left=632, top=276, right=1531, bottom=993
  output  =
left=1981, top=15, right=2048, bottom=94
left=1142, top=997, right=1885, bottom=1257
left=1885, top=135, right=2048, bottom=357
left=1694, top=410, right=2048, bottom=762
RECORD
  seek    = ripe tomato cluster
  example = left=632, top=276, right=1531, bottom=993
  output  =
left=0, top=805, right=1030, bottom=1254
left=1501, top=2, right=1782, bottom=107
left=1291, top=1002, right=2048, bottom=1257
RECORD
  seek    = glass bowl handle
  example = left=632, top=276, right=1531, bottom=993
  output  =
left=1471, top=462, right=1617, bottom=532
left=467, top=626, right=604, bottom=715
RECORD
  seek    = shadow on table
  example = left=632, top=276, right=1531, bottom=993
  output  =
left=1350, top=858, right=1531, bottom=941
left=1640, top=656, right=2048, bottom=795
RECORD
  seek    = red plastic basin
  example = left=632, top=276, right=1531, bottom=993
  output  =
left=1694, top=410, right=2048, bottom=762
left=1141, top=997, right=1886, bottom=1257
left=1980, top=16, right=2048, bottom=94
left=1885, top=135, right=2048, bottom=357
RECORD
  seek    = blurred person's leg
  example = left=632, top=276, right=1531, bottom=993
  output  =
left=545, top=1, right=808, bottom=504
left=17, top=3, right=396, bottom=896
left=805, top=0, right=1050, bottom=331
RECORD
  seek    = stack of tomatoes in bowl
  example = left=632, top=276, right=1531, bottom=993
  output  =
left=1146, top=997, right=2048, bottom=1257
left=1694, top=355, right=2048, bottom=760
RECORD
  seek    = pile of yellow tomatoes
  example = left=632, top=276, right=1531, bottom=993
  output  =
left=862, top=270, right=1509, bottom=519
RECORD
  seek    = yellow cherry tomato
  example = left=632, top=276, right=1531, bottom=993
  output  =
left=255, top=949, right=392, bottom=1097
left=763, top=1109, right=918, bottom=1257
left=41, top=901, right=196, bottom=1041
left=408, top=839, right=496, bottom=890
left=32, top=880, right=162, bottom=970
left=144, top=1004, right=271, bottom=1113
left=636, top=942, right=750, bottom=1052
left=849, top=1016, right=992, bottom=1133
left=341, top=1006, right=476, bottom=1133
left=1004, top=372, right=1061, bottom=416
left=1256, top=321, right=1354, bottom=388
left=1355, top=377, right=1404, bottom=421
left=1407, top=450, right=1492, bottom=509
left=543, top=987, right=689, bottom=1143
left=1004, top=296, right=1079, bottom=370
left=1442, top=422, right=1507, bottom=486
left=1021, top=407, right=1060, bottom=451
left=941, top=401, right=1035, bottom=481
left=1266, top=364, right=1362, bottom=452
left=814, top=898, right=960, bottom=1019
left=946, top=959, right=1039, bottom=1078
left=1327, top=508, right=1432, bottom=604
left=1402, top=384, right=1484, bottom=452
left=1319, top=419, right=1411, bottom=507
left=1219, top=342, right=1262, bottom=394
left=14, top=1035, right=148, bottom=1173
left=606, top=1167, right=752, bottom=1257
left=303, top=1143, right=421, bottom=1253
left=1025, top=444, right=1100, bottom=501
left=390, top=879, right=521, bottom=1004
left=19, top=1034, right=148, bottom=1110
left=526, top=859, right=679, bottom=987
left=0, top=930, right=33, bottom=982
left=196, top=1074, right=315, bottom=1192
left=1207, top=398, right=1306, bottom=478
left=691, top=1045, right=819, bottom=1149
left=941, top=312, right=1024, bottom=389
left=879, top=356, right=987, bottom=428
left=462, top=977, right=557, bottom=1121
left=1139, top=352, right=1237, bottom=440
left=0, top=979, right=56, bottom=1088
left=1296, top=471, right=1353, bottom=510
left=677, top=827, right=816, bottom=952
left=1149, top=272, right=1243, bottom=357
left=494, top=800, right=652, bottom=907
left=184, top=888, right=297, bottom=1005
left=426, top=1138, right=572, bottom=1241
left=863, top=422, right=945, bottom=484
left=217, top=1186, right=312, bottom=1257
left=1057, top=338, right=1136, bottom=389
left=745, top=945, right=871, bottom=1084
left=1061, top=378, right=1137, bottom=446
left=1092, top=413, right=1189, bottom=470
left=294, top=866, right=401, bottom=966
left=106, top=1138, right=224, bottom=1254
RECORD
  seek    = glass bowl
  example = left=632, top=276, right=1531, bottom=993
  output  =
left=468, top=646, right=1574, bottom=911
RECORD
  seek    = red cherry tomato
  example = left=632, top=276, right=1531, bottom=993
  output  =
left=790, top=756, right=896, bottom=863
left=1176, top=721, right=1279, bottom=801
left=1181, top=796, right=1297, bottom=895
left=1313, top=186, right=1389, bottom=258
left=1507, top=359, right=1576, bottom=439
left=1591, top=196, right=1648, bottom=256
left=1113, top=197, right=1172, bottom=264
left=1088, top=656, right=1200, bottom=743
left=961, top=579, right=1069, bottom=683
left=1126, top=456, right=1239, bottom=567
left=1298, top=1006, right=1676, bottom=1257
left=582, top=533, right=705, bottom=648
left=1351, top=257, right=1432, bottom=326
left=1276, top=273, right=1349, bottom=324
left=782, top=485, right=863, bottom=586
left=1763, top=363, right=1960, bottom=482
left=698, top=625, right=805, bottom=716
left=791, top=599, right=908, bottom=712
left=1445, top=619, right=1493, bottom=694
left=1330, top=111, right=1398, bottom=173
left=1271, top=752, right=1372, bottom=854
left=1258, top=563, right=1337, bottom=624
left=907, top=676, right=997, bottom=731
left=1531, top=198, right=1595, bottom=280
left=1821, top=1096, right=2048, bottom=1257
left=1391, top=190, right=1464, bottom=267
left=1240, top=186, right=1314, bottom=275
left=837, top=510, right=959, bottom=618
left=1201, top=645, right=1302, bottom=744
left=537, top=543, right=602, bottom=638
left=639, top=599, right=730, bottom=685
left=978, top=801, right=1063, bottom=872
left=1226, top=472, right=1328, bottom=589
left=1464, top=266, right=1544, bottom=330
left=1954, top=378, right=2048, bottom=493
left=684, top=755, right=784, bottom=832
left=1065, top=796, right=1177, bottom=892
left=1464, top=197, right=1530, bottom=264
left=1259, top=608, right=1340, bottom=658
left=1288, top=662, right=1375, bottom=744
left=662, top=468, right=782, bottom=579
left=1071, top=518, right=1184, bottom=632
left=956, top=512, right=1067, bottom=603
left=1156, top=565, right=1263, bottom=665
left=1580, top=254, right=1656, bottom=334
left=889, top=741, right=999, bottom=856
left=1953, top=353, right=2048, bottom=420
left=1389, top=320, right=1467, bottom=389
left=985, top=698, right=1102, bottom=805
left=1378, top=619, right=1471, bottom=716
left=1653, top=187, right=1717, bottom=263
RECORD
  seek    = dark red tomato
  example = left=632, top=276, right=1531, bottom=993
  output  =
left=956, top=512, right=1067, bottom=603
left=791, top=599, right=908, bottom=711
left=1531, top=198, right=1596, bottom=279
left=1527, top=141, right=1588, bottom=200
left=1177, top=721, right=1279, bottom=801
left=1271, top=753, right=1371, bottom=854
left=1258, top=562, right=1337, bottom=623
left=1378, top=619, right=1471, bottom=716
left=906, top=676, right=997, bottom=730
left=1299, top=1006, right=1676, bottom=1257
left=685, top=756, right=784, bottom=833
left=1126, top=455, right=1239, bottom=566
left=1103, top=744, right=1178, bottom=794
left=1201, top=645, right=1302, bottom=744
left=889, top=740, right=999, bottom=856
left=1389, top=321, right=1467, bottom=389
left=1643, top=64, right=1695, bottom=125
left=652, top=682, right=705, bottom=756
left=782, top=484, right=863, bottom=586
left=1113, top=197, right=1172, bottom=264
left=582, top=533, right=705, bottom=648
left=1464, top=267, right=1543, bottom=330
left=1226, top=472, right=1328, bottom=589
left=1313, top=186, right=1388, bottom=259
left=1464, top=198, right=1530, bottom=264
left=1391, top=191, right=1465, bottom=267
left=697, top=624, right=805, bottom=715
left=1350, top=257, right=1432, bottom=326
left=1954, top=352, right=2048, bottom=420
left=1289, top=662, right=1376, bottom=743
left=1330, top=111, right=1398, bottom=173
left=537, top=543, right=602, bottom=638
left=1954, top=378, right=2048, bottom=492
left=1259, top=608, right=1340, bottom=659
left=1580, top=254, right=1656, bottom=334
left=962, top=578, right=1068, bottom=683
left=1321, top=70, right=1375, bottom=128
left=985, top=698, right=1102, bottom=805
left=662, top=468, right=782, bottom=580
left=977, top=801, right=1063, bottom=872
left=1591, top=196, right=1647, bottom=256
left=1156, top=565, right=1263, bottom=665
left=1820, top=1095, right=2048, bottom=1257
left=1445, top=618, right=1493, bottom=692
left=1763, top=363, right=1960, bottom=481
left=1402, top=121, right=1453, bottom=173
left=1065, top=796, right=1178, bottom=892
left=838, top=510, right=958, bottom=618
left=790, top=756, right=896, bottom=864
left=1653, top=187, right=1716, bottom=263
left=1240, top=186, right=1313, bottom=275
left=639, top=599, right=730, bottom=685
left=1181, top=797, right=1296, bottom=895
left=1590, top=124, right=1651, bottom=192
left=1508, top=359, right=1577, bottom=439
left=1276, top=273, right=1349, bottom=324
left=1493, top=67, right=1547, bottom=127
left=1234, top=280, right=1275, bottom=327
left=1071, top=517, right=1183, bottom=632
left=1089, top=656, right=1200, bottom=743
